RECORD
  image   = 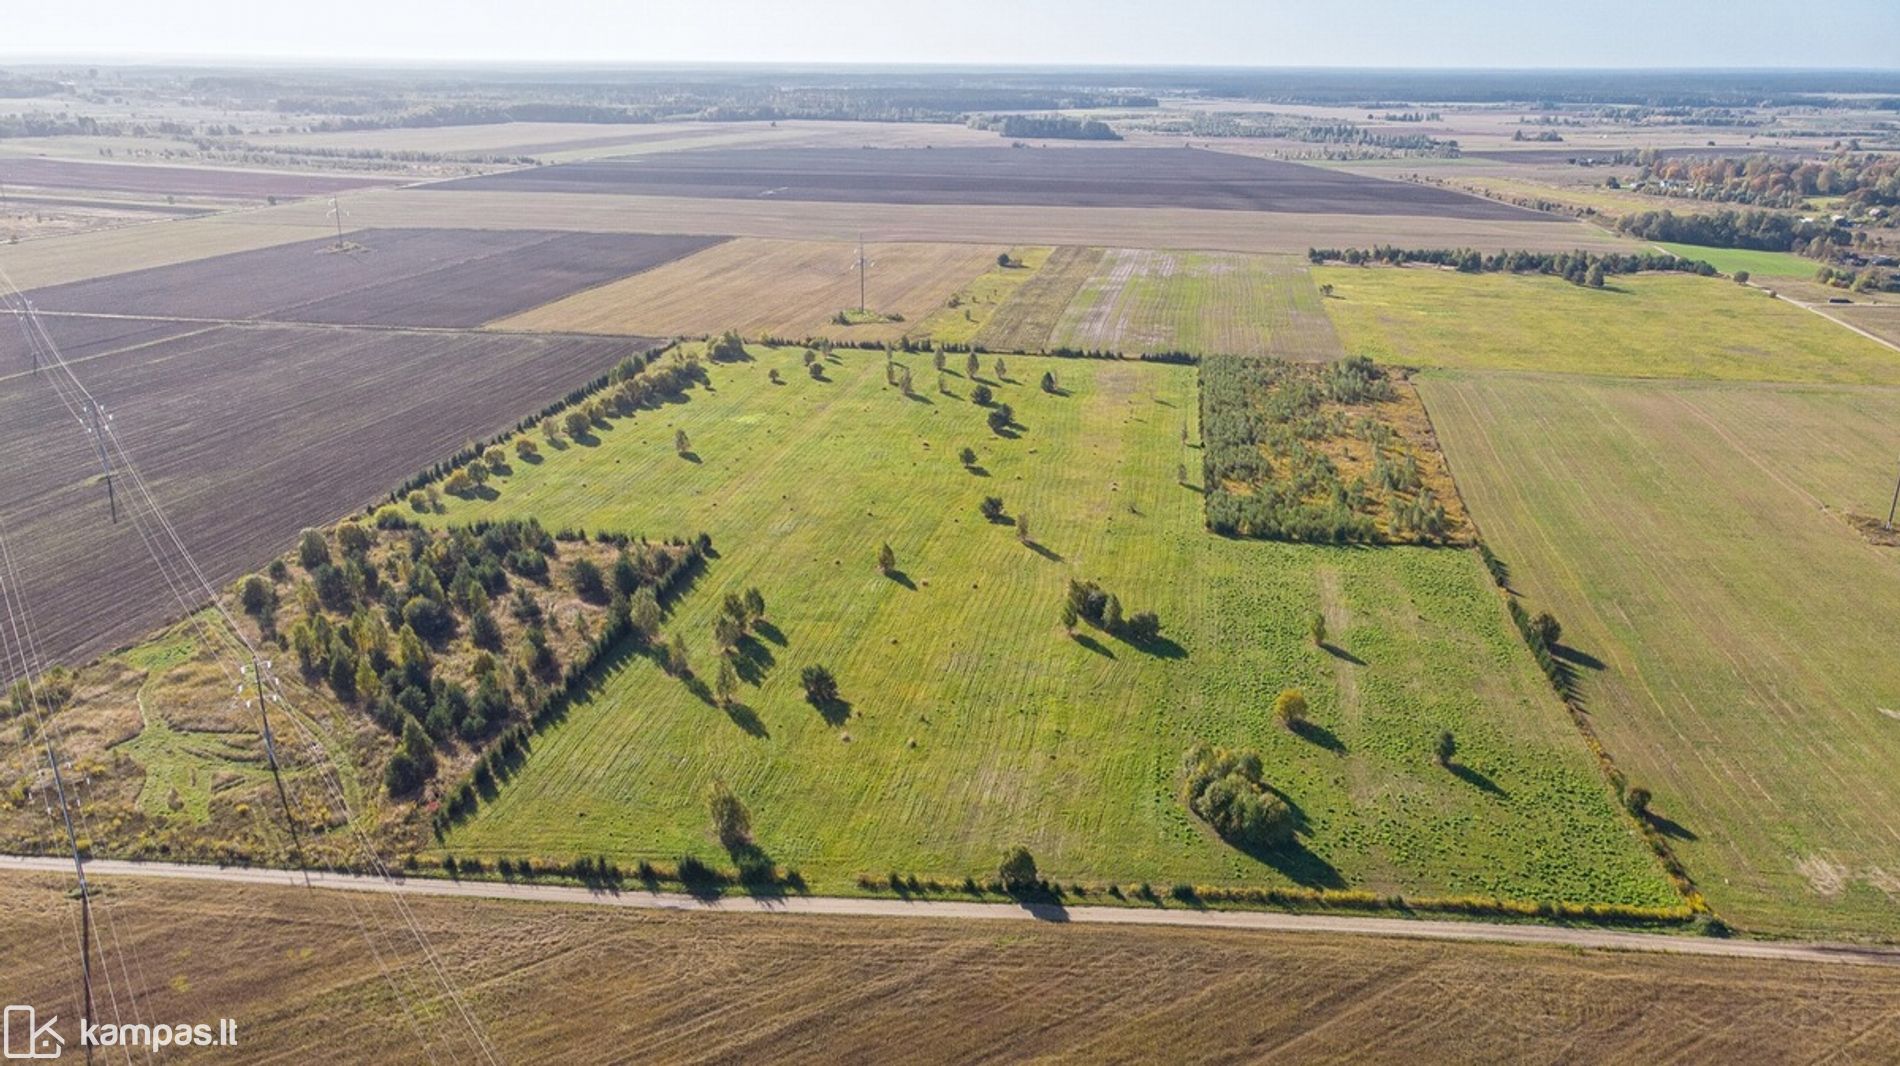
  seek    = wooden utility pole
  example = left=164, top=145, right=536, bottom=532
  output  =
left=1886, top=455, right=1900, bottom=532
left=87, top=403, right=115, bottom=523
left=39, top=722, right=93, bottom=1063
left=249, top=654, right=306, bottom=875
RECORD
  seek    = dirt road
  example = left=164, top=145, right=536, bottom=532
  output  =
left=3, top=854, right=1896, bottom=968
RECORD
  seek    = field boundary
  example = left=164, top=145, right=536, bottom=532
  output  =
left=6, top=855, right=1896, bottom=966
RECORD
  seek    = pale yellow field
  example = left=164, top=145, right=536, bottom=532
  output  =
left=0, top=217, right=335, bottom=289
left=493, top=237, right=1004, bottom=342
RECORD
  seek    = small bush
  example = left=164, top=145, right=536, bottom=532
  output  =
left=999, top=845, right=1038, bottom=892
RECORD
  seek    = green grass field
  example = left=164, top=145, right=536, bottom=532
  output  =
left=910, top=246, right=1052, bottom=346
left=1048, top=250, right=1345, bottom=360
left=1655, top=243, right=1818, bottom=280
left=1419, top=372, right=1900, bottom=938
left=422, top=345, right=1672, bottom=905
left=1316, top=267, right=1900, bottom=384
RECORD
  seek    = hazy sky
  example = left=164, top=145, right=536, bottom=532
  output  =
left=9, top=0, right=1900, bottom=68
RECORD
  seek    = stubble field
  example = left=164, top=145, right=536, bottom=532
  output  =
left=492, top=237, right=1004, bottom=342
left=4, top=873, right=1895, bottom=1064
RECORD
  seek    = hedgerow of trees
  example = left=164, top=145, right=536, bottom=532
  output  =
left=1309, top=245, right=1717, bottom=282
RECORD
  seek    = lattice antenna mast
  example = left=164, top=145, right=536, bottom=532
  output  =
left=85, top=402, right=115, bottom=523
left=327, top=196, right=348, bottom=249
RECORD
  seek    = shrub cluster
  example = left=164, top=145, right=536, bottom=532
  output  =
left=1064, top=579, right=1161, bottom=642
left=1180, top=744, right=1294, bottom=849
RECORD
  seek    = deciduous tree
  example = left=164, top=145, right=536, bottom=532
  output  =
left=1273, top=688, right=1308, bottom=729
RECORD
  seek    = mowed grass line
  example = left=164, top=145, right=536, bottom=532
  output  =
left=972, top=245, right=1105, bottom=352
left=1419, top=371, right=1900, bottom=938
left=1041, top=249, right=1345, bottom=359
left=909, top=245, right=1052, bottom=347
left=427, top=348, right=1672, bottom=905
left=1317, top=267, right=1900, bottom=384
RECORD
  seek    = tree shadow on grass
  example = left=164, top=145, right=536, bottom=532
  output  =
left=520, top=452, right=545, bottom=465
left=683, top=676, right=715, bottom=706
left=1647, top=812, right=1698, bottom=842
left=1553, top=643, right=1605, bottom=671
left=1024, top=540, right=1064, bottom=563
left=732, top=635, right=777, bottom=685
left=903, top=390, right=933, bottom=405
left=725, top=841, right=793, bottom=899
left=1119, top=631, right=1187, bottom=661
left=1246, top=787, right=1346, bottom=889
left=1072, top=633, right=1115, bottom=659
left=810, top=695, right=852, bottom=727
left=753, top=619, right=787, bottom=647
left=722, top=700, right=768, bottom=738
left=993, top=424, right=1023, bottom=440
left=884, top=568, right=917, bottom=590
left=1449, top=761, right=1508, bottom=798
left=964, top=464, right=990, bottom=477
left=1290, top=720, right=1345, bottom=754
left=1320, top=641, right=1365, bottom=666
left=678, top=450, right=702, bottom=464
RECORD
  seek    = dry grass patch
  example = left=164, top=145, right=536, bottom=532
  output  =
left=493, top=237, right=1003, bottom=343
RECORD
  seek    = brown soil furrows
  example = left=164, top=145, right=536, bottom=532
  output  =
left=20, top=228, right=722, bottom=329
left=429, top=147, right=1564, bottom=221
left=0, top=320, right=658, bottom=671
left=0, top=156, right=400, bottom=199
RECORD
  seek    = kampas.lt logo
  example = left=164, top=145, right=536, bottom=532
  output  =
left=3, top=1007, right=62, bottom=1060
left=5, top=1005, right=237, bottom=1058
